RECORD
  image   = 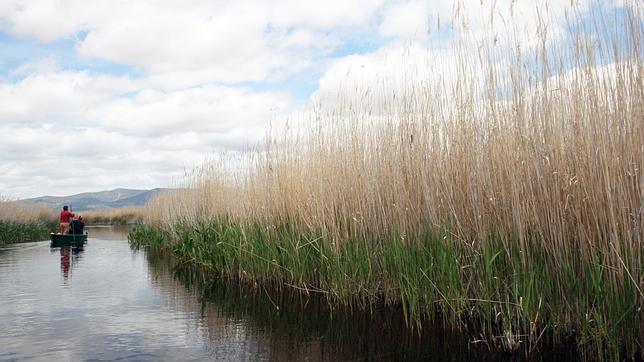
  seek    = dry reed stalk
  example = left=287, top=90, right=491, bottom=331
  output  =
left=81, top=206, right=146, bottom=225
left=140, top=1, right=643, bottom=355
left=0, top=200, right=54, bottom=223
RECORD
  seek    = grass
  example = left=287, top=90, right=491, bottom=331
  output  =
left=130, top=218, right=640, bottom=358
left=0, top=220, right=57, bottom=244
left=0, top=200, right=56, bottom=244
left=131, top=2, right=642, bottom=359
left=139, top=244, right=575, bottom=360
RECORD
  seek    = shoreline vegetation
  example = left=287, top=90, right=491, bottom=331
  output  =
left=139, top=245, right=581, bottom=360
left=0, top=220, right=56, bottom=244
left=0, top=201, right=55, bottom=244
left=81, top=206, right=145, bottom=226
left=133, top=2, right=640, bottom=359
left=0, top=201, right=143, bottom=244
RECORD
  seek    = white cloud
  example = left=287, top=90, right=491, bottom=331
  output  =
left=0, top=0, right=105, bottom=42
left=0, top=66, right=292, bottom=198
left=0, top=0, right=385, bottom=87
left=379, top=1, right=431, bottom=38
left=267, top=0, right=384, bottom=29
left=8, top=56, right=59, bottom=77
left=0, top=65, right=291, bottom=134
left=76, top=2, right=277, bottom=83
left=0, top=124, right=214, bottom=198
left=313, top=43, right=459, bottom=117
left=93, top=85, right=291, bottom=137
left=0, top=70, right=138, bottom=124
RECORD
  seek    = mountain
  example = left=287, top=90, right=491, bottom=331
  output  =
left=18, top=188, right=168, bottom=212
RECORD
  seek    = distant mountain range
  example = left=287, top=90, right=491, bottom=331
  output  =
left=18, top=188, right=169, bottom=212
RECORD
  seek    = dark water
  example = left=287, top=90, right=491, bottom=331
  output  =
left=0, top=227, right=567, bottom=361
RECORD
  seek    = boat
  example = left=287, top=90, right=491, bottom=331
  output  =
left=50, top=232, right=88, bottom=248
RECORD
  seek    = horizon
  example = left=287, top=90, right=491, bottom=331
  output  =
left=0, top=1, right=635, bottom=199
left=17, top=187, right=159, bottom=201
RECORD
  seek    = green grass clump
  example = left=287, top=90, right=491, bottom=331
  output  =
left=129, top=224, right=172, bottom=249
left=129, top=220, right=641, bottom=359
left=0, top=220, right=57, bottom=244
left=142, top=245, right=520, bottom=361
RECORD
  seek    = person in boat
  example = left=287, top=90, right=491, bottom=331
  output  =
left=70, top=216, right=85, bottom=235
left=58, top=205, right=75, bottom=234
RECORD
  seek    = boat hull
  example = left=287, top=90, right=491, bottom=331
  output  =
left=50, top=233, right=88, bottom=248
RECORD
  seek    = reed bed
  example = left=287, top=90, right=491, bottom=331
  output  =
left=131, top=2, right=643, bottom=358
left=0, top=200, right=56, bottom=244
left=82, top=206, right=145, bottom=226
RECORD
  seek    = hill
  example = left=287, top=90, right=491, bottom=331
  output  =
left=18, top=188, right=167, bottom=212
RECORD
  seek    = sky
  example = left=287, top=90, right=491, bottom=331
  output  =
left=0, top=0, right=634, bottom=199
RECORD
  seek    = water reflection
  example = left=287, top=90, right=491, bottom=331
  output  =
left=142, top=247, right=502, bottom=361
left=142, top=245, right=580, bottom=361
left=56, top=246, right=84, bottom=281
left=0, top=228, right=579, bottom=361
left=1, top=235, right=218, bottom=361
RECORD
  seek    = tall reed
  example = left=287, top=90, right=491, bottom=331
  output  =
left=0, top=200, right=56, bottom=244
left=134, top=1, right=643, bottom=358
left=82, top=206, right=145, bottom=225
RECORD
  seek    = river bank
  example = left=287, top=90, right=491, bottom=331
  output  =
left=131, top=4, right=641, bottom=359
left=143, top=241, right=585, bottom=361
left=0, top=220, right=56, bottom=245
left=2, top=228, right=561, bottom=360
left=129, top=222, right=642, bottom=359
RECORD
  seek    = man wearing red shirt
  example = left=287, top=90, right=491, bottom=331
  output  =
left=59, top=205, right=75, bottom=234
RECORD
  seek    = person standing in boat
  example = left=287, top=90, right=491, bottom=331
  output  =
left=58, top=205, right=75, bottom=234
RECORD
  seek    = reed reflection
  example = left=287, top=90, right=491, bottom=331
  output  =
left=140, top=246, right=519, bottom=361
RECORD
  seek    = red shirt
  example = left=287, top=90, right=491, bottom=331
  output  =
left=60, top=210, right=75, bottom=223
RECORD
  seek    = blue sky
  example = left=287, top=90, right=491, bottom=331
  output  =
left=0, top=0, right=634, bottom=199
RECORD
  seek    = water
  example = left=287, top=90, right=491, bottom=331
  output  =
left=0, top=227, right=562, bottom=361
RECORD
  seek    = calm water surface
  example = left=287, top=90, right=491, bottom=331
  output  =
left=1, top=227, right=546, bottom=361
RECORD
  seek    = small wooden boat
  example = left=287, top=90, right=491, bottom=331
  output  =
left=50, top=232, right=88, bottom=248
